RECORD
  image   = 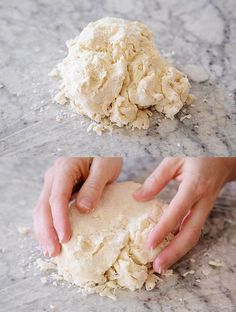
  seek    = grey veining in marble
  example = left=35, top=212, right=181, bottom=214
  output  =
left=0, top=156, right=236, bottom=312
left=0, top=0, right=236, bottom=157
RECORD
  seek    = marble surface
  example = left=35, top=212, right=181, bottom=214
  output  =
left=0, top=0, right=236, bottom=157
left=0, top=156, right=236, bottom=312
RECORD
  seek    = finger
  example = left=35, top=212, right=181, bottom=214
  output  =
left=147, top=180, right=198, bottom=249
left=49, top=165, right=76, bottom=244
left=76, top=157, right=120, bottom=212
left=153, top=198, right=212, bottom=273
left=133, top=158, right=181, bottom=201
left=33, top=168, right=61, bottom=257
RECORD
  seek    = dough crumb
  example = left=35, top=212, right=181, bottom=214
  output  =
left=162, top=269, right=174, bottom=277
left=208, top=259, right=224, bottom=267
left=180, top=114, right=192, bottom=122
left=50, top=182, right=173, bottom=299
left=182, top=270, right=195, bottom=277
left=51, top=17, right=194, bottom=134
left=87, top=121, right=113, bottom=135
left=55, top=115, right=63, bottom=123
left=17, top=226, right=31, bottom=236
left=36, top=259, right=57, bottom=272
left=51, top=273, right=63, bottom=281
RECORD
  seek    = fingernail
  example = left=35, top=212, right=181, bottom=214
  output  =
left=156, top=265, right=162, bottom=275
left=162, top=268, right=167, bottom=274
left=47, top=245, right=55, bottom=257
left=78, top=198, right=93, bottom=211
left=58, top=232, right=64, bottom=243
left=154, top=259, right=163, bottom=274
left=43, top=247, right=49, bottom=257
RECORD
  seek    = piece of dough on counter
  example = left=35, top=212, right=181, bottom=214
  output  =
left=52, top=181, right=172, bottom=299
left=50, top=17, right=194, bottom=134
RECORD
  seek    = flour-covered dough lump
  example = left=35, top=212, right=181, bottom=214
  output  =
left=52, top=181, right=172, bottom=299
left=50, top=17, right=194, bottom=134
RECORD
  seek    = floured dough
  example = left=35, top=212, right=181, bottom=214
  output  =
left=53, top=181, right=172, bottom=299
left=50, top=17, right=194, bottom=134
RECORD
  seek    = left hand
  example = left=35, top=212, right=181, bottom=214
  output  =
left=33, top=157, right=122, bottom=257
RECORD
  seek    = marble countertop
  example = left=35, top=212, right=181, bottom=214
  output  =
left=0, top=156, right=236, bottom=312
left=0, top=0, right=236, bottom=157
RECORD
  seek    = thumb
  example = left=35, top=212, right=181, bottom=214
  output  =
left=76, top=157, right=121, bottom=213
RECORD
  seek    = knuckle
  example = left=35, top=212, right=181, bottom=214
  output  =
left=53, top=157, right=67, bottom=167
left=165, top=156, right=174, bottom=163
left=189, top=227, right=201, bottom=245
left=195, top=179, right=211, bottom=198
left=85, top=179, right=101, bottom=193
left=147, top=172, right=159, bottom=186
left=49, top=194, right=60, bottom=207
left=171, top=206, right=186, bottom=226
left=54, top=158, right=76, bottom=177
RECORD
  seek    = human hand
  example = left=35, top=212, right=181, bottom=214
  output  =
left=133, top=157, right=236, bottom=273
left=33, top=157, right=122, bottom=257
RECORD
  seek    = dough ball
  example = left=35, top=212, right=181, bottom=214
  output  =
left=53, top=181, right=172, bottom=299
left=51, top=17, right=193, bottom=134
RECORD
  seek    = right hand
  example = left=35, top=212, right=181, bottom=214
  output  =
left=133, top=157, right=236, bottom=273
left=33, top=157, right=122, bottom=257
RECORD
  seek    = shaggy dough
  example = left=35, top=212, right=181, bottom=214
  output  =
left=53, top=181, right=172, bottom=299
left=50, top=17, right=194, bottom=134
